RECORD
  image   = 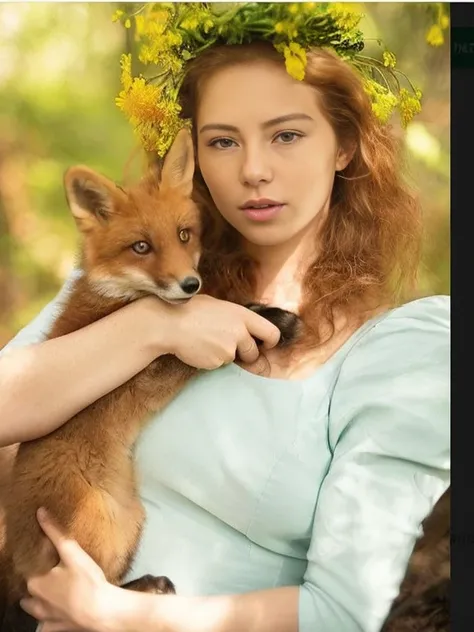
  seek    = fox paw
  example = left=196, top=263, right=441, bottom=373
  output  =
left=121, top=574, right=176, bottom=595
left=245, top=303, right=302, bottom=347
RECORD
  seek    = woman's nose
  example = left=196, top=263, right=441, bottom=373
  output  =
left=239, top=146, right=273, bottom=187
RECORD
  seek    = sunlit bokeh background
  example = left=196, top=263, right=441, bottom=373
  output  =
left=0, top=2, right=450, bottom=348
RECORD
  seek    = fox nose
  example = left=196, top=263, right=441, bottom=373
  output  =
left=179, top=276, right=201, bottom=295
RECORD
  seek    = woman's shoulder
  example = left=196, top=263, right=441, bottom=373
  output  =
left=328, top=294, right=450, bottom=453
left=328, top=293, right=450, bottom=382
left=349, top=293, right=450, bottom=360
left=329, top=294, right=450, bottom=414
left=378, top=293, right=450, bottom=329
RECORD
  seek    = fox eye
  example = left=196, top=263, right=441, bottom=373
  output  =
left=178, top=229, right=190, bottom=243
left=131, top=241, right=152, bottom=255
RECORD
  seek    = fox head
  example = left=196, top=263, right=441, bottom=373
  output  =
left=63, top=129, right=202, bottom=304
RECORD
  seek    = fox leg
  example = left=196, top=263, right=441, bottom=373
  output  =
left=9, top=486, right=145, bottom=593
left=121, top=574, right=176, bottom=595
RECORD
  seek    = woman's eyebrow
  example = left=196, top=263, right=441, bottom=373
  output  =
left=199, top=113, right=314, bottom=134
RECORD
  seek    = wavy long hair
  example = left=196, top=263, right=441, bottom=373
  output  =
left=178, top=42, right=422, bottom=346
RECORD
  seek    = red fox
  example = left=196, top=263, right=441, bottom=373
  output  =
left=0, top=129, right=300, bottom=625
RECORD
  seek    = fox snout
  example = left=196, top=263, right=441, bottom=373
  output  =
left=159, top=274, right=202, bottom=304
left=87, top=266, right=202, bottom=304
left=179, top=276, right=201, bottom=295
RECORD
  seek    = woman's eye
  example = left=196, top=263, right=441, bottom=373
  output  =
left=209, top=138, right=236, bottom=149
left=131, top=241, right=152, bottom=255
left=275, top=131, right=303, bottom=144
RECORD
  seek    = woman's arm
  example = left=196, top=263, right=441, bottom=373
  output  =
left=0, top=296, right=170, bottom=447
left=107, top=585, right=299, bottom=632
left=0, top=274, right=280, bottom=447
left=297, top=296, right=450, bottom=632
left=21, top=510, right=299, bottom=632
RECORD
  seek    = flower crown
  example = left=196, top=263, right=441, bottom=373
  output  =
left=113, top=2, right=426, bottom=158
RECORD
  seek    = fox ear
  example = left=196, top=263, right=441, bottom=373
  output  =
left=160, top=128, right=195, bottom=196
left=64, top=166, right=126, bottom=231
left=140, top=156, right=162, bottom=194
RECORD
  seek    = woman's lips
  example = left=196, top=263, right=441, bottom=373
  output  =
left=241, top=204, right=285, bottom=222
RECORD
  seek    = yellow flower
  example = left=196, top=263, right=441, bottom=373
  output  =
left=398, top=88, right=422, bottom=128
left=112, top=9, right=124, bottom=23
left=119, top=53, right=133, bottom=92
left=139, top=45, right=157, bottom=65
left=130, top=101, right=184, bottom=157
left=288, top=4, right=300, bottom=14
left=156, top=51, right=183, bottom=75
left=283, top=43, right=307, bottom=81
left=124, top=18, right=131, bottom=29
left=327, top=3, right=363, bottom=31
left=115, top=77, right=185, bottom=155
left=134, top=9, right=170, bottom=42
left=179, top=5, right=215, bottom=34
left=364, top=80, right=397, bottom=124
left=373, top=94, right=398, bottom=124
left=115, top=50, right=188, bottom=157
left=440, top=14, right=449, bottom=30
left=372, top=100, right=396, bottom=124
left=115, top=78, right=163, bottom=126
left=382, top=51, right=396, bottom=68
left=135, top=15, right=146, bottom=36
left=426, top=24, right=444, bottom=47
left=181, top=17, right=199, bottom=30
left=151, top=9, right=170, bottom=26
left=365, top=81, right=421, bottom=127
left=204, top=18, right=214, bottom=33
left=274, top=21, right=297, bottom=38
left=138, top=30, right=183, bottom=67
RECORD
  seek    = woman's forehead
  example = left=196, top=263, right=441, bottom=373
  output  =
left=197, top=63, right=321, bottom=124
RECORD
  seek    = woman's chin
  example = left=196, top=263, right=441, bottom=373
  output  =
left=242, top=230, right=291, bottom=248
left=240, top=223, right=306, bottom=249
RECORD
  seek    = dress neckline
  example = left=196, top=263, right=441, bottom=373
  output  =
left=227, top=305, right=393, bottom=386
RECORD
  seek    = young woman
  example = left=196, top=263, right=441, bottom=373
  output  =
left=0, top=11, right=449, bottom=632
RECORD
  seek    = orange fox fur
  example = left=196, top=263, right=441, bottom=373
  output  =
left=0, top=130, right=206, bottom=609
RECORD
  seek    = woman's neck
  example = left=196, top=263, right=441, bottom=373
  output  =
left=245, top=228, right=319, bottom=312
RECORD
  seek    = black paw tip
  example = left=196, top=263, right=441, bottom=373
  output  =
left=245, top=303, right=303, bottom=347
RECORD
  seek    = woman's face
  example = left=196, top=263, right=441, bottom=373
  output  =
left=196, top=60, right=351, bottom=250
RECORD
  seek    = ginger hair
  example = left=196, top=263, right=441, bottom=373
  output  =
left=178, top=42, right=422, bottom=346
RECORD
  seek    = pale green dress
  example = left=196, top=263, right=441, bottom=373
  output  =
left=1, top=270, right=450, bottom=632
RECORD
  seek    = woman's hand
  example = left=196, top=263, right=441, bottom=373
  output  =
left=147, top=294, right=282, bottom=370
left=20, top=508, right=118, bottom=632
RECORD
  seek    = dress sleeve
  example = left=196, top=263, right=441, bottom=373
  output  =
left=298, top=296, right=450, bottom=632
left=0, top=269, right=82, bottom=357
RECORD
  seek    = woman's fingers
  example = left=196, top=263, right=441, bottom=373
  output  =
left=236, top=354, right=271, bottom=377
left=245, top=311, right=281, bottom=350
left=236, top=335, right=260, bottom=364
left=20, top=596, right=56, bottom=622
left=35, top=508, right=89, bottom=568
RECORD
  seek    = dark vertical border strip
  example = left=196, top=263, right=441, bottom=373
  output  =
left=451, top=3, right=474, bottom=632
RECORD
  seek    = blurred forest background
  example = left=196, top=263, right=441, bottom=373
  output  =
left=0, top=2, right=450, bottom=348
